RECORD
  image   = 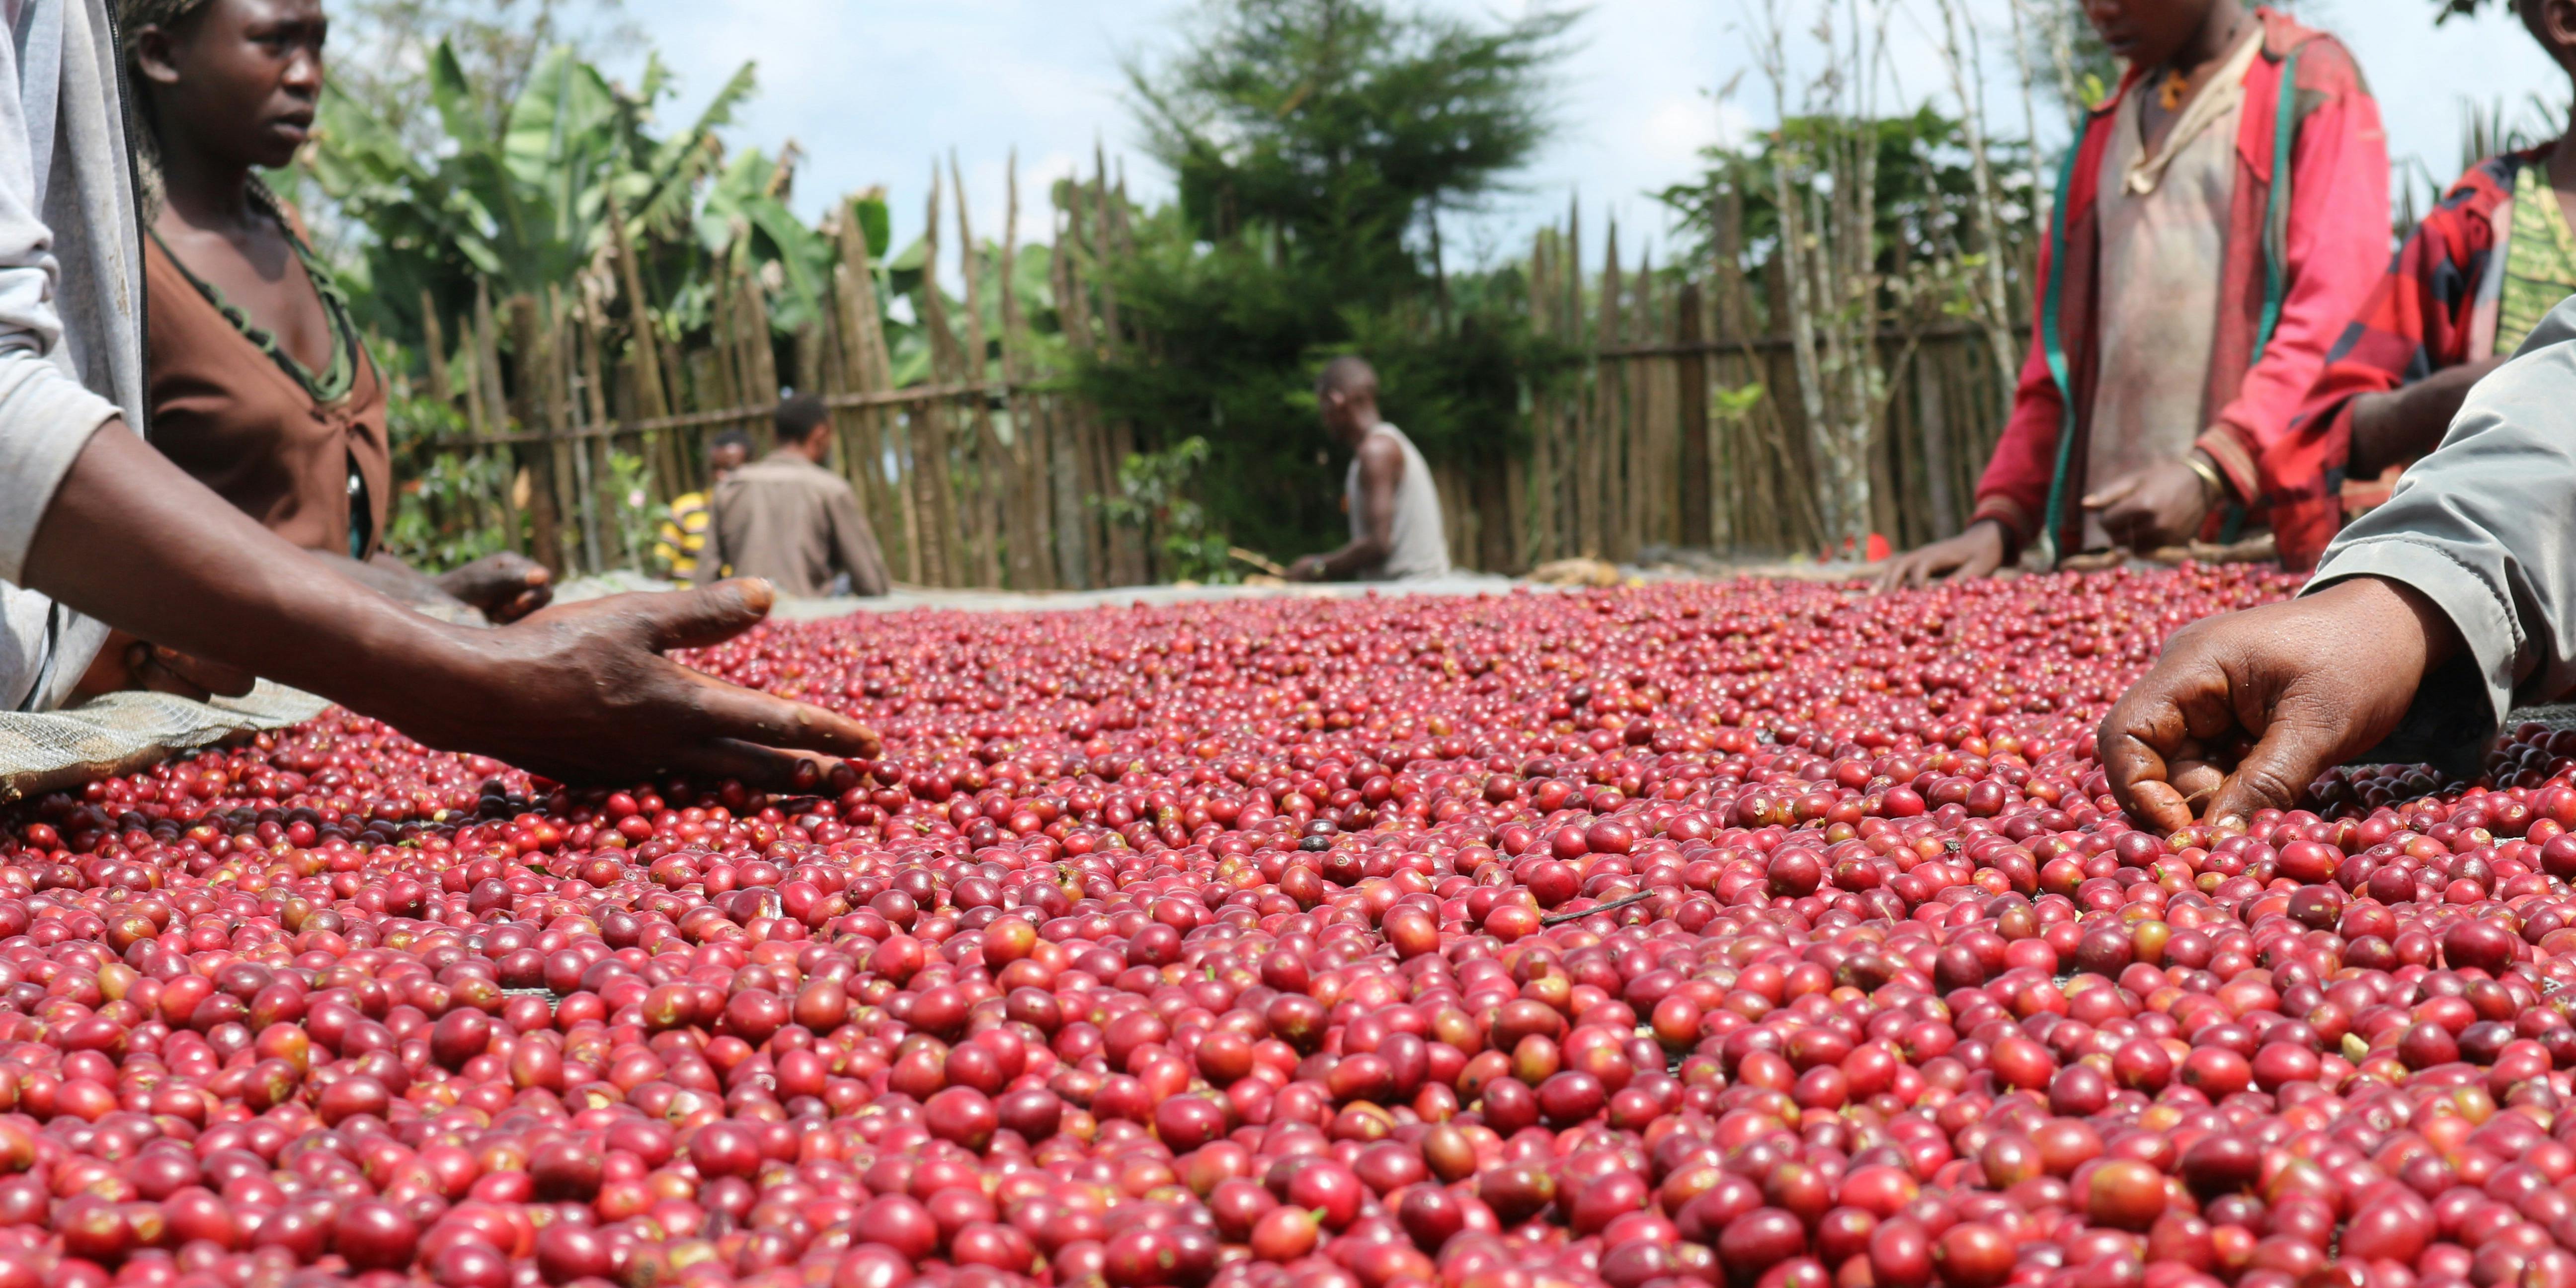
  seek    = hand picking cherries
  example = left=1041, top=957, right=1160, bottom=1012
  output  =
left=6, top=566, right=2576, bottom=1288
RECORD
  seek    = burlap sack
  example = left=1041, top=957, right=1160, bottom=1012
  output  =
left=0, top=681, right=329, bottom=804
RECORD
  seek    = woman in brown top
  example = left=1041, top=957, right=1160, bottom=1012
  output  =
left=86, top=0, right=547, bottom=695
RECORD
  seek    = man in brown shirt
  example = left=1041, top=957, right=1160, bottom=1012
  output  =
left=694, top=395, right=891, bottom=597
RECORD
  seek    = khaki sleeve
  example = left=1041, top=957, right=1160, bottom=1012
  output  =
left=827, top=483, right=890, bottom=597
left=2307, top=294, right=2576, bottom=770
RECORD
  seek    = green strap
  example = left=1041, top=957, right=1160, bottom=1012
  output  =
left=2034, top=138, right=2087, bottom=568
left=2220, top=47, right=2300, bottom=545
left=2252, top=49, right=2302, bottom=363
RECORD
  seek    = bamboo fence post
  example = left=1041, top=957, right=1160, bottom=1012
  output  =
left=1050, top=186, right=1103, bottom=589
left=1675, top=282, right=1711, bottom=549
left=1080, top=173, right=1144, bottom=586
left=708, top=269, right=743, bottom=428
left=1555, top=221, right=1578, bottom=564
left=505, top=294, right=565, bottom=571
left=414, top=295, right=464, bottom=545
left=831, top=195, right=917, bottom=584
left=1522, top=227, right=1555, bottom=566
left=420, top=290, right=453, bottom=407
left=579, top=300, right=630, bottom=567
left=996, top=155, right=1053, bottom=591
left=1627, top=245, right=1656, bottom=555
left=1440, top=460, right=1470, bottom=571
left=951, top=155, right=1006, bottom=588
left=738, top=272, right=780, bottom=407
left=541, top=287, right=603, bottom=575
left=473, top=283, right=525, bottom=558
left=459, top=320, right=488, bottom=437
left=1087, top=155, right=1123, bottom=350
left=1588, top=218, right=1620, bottom=562
left=607, top=190, right=683, bottom=505
left=913, top=174, right=964, bottom=585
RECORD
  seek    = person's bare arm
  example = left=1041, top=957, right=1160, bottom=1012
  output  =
left=2346, top=358, right=2503, bottom=478
left=26, top=422, right=877, bottom=787
left=1289, top=433, right=1402, bottom=581
left=319, top=551, right=470, bottom=614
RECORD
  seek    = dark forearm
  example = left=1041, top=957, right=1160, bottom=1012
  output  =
left=23, top=423, right=479, bottom=708
left=2348, top=360, right=2503, bottom=477
left=343, top=551, right=468, bottom=608
left=1318, top=449, right=1402, bottom=579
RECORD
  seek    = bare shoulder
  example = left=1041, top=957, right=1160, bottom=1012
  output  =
left=1357, top=430, right=1406, bottom=476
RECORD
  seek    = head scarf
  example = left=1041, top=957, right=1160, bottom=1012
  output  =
left=116, top=0, right=218, bottom=219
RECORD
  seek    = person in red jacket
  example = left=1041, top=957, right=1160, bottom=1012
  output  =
left=1876, top=0, right=2388, bottom=589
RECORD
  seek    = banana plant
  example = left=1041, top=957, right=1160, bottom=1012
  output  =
left=309, top=39, right=760, bottom=347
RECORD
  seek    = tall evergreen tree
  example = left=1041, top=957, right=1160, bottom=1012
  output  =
left=1086, top=0, right=1575, bottom=562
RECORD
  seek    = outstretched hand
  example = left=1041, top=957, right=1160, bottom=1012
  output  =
left=2097, top=577, right=2458, bottom=833
left=372, top=578, right=881, bottom=790
left=436, top=552, right=555, bottom=623
left=2084, top=458, right=2213, bottom=554
left=1873, top=520, right=2009, bottom=593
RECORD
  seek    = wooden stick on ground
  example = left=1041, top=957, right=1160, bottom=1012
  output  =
left=1542, top=889, right=1658, bottom=927
left=1229, top=547, right=1288, bottom=577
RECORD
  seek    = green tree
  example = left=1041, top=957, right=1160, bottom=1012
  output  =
left=1085, top=0, right=1575, bottom=561
left=1655, top=107, right=2033, bottom=329
left=332, top=0, right=639, bottom=153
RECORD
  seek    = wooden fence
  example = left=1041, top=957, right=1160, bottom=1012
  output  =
left=404, top=156, right=1161, bottom=591
left=400, top=163, right=2026, bottom=586
left=1431, top=208, right=2021, bottom=573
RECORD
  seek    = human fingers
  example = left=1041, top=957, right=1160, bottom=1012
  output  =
left=628, top=579, right=776, bottom=652
left=2081, top=476, right=2140, bottom=510
left=488, top=585, right=552, bottom=624
left=2124, top=780, right=2194, bottom=836
left=2168, top=759, right=2226, bottom=805
left=682, top=677, right=883, bottom=760
left=1947, top=543, right=2004, bottom=583
left=2098, top=651, right=2240, bottom=833
left=2200, top=693, right=2355, bottom=827
left=2098, top=695, right=2187, bottom=834
left=667, top=738, right=835, bottom=795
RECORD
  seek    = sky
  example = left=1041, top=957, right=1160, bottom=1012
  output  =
left=608, top=0, right=2571, bottom=276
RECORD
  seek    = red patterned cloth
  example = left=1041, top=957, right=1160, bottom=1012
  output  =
left=1968, top=8, right=2390, bottom=568
left=2283, top=149, right=2544, bottom=566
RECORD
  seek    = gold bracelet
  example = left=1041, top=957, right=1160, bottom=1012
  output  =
left=2184, top=454, right=2228, bottom=503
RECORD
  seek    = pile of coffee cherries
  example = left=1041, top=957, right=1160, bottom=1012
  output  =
left=4, top=565, right=2576, bottom=1288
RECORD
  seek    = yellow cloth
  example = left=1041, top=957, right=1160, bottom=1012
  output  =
left=656, top=491, right=715, bottom=577
left=2500, top=164, right=2576, bottom=356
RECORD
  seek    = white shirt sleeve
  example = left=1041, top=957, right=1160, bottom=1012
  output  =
left=0, top=0, right=130, bottom=709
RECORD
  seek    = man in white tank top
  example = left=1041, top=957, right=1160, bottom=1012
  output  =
left=1286, top=356, right=1452, bottom=582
